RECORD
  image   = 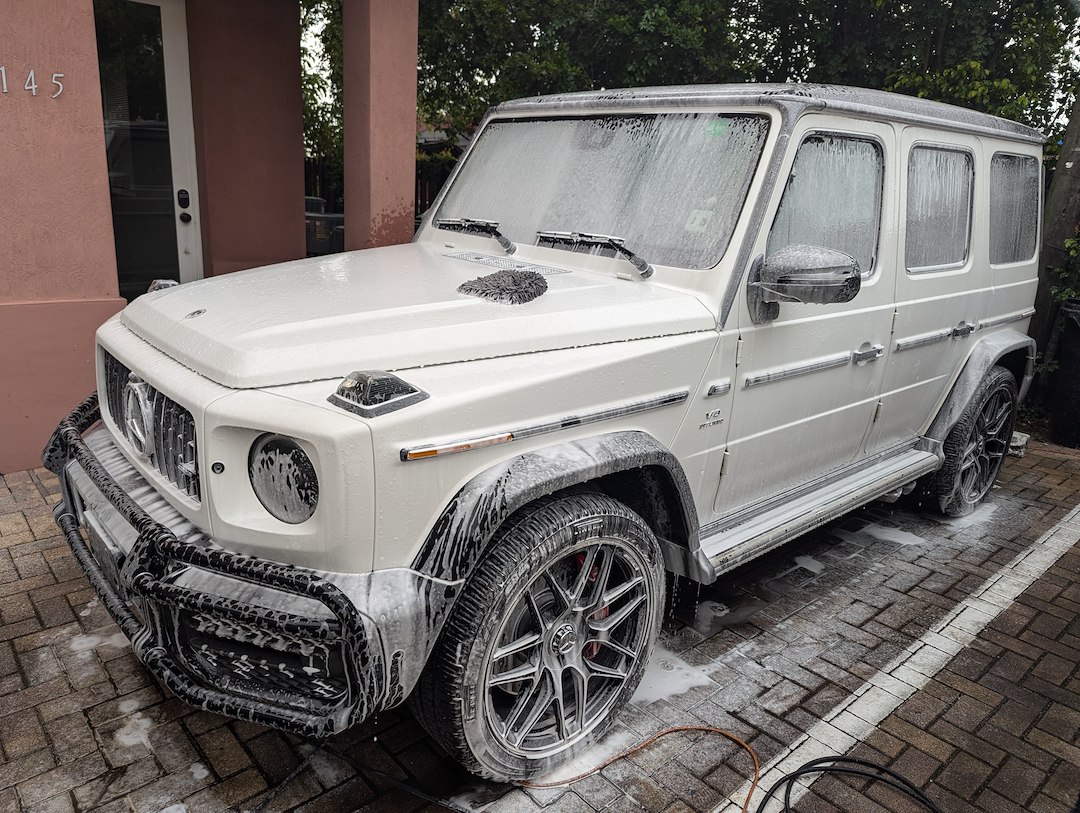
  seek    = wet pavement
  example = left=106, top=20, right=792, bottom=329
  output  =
left=0, top=440, right=1078, bottom=813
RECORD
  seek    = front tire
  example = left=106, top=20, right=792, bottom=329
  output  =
left=411, top=493, right=665, bottom=781
left=932, top=365, right=1017, bottom=517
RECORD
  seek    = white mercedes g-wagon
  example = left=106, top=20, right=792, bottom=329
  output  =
left=46, top=84, right=1041, bottom=781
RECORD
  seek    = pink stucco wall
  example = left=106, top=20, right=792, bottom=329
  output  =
left=343, top=0, right=419, bottom=249
left=186, top=0, right=306, bottom=277
left=0, top=0, right=124, bottom=473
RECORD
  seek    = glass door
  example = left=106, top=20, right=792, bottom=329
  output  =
left=95, top=0, right=202, bottom=301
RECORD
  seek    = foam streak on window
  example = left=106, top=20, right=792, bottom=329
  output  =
left=766, top=134, right=884, bottom=276
left=906, top=146, right=973, bottom=271
left=436, top=114, right=770, bottom=270
left=990, top=154, right=1039, bottom=265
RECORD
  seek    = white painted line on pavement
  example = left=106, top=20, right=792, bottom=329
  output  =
left=713, top=501, right=1080, bottom=813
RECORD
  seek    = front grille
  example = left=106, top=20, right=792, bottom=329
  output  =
left=102, top=350, right=201, bottom=500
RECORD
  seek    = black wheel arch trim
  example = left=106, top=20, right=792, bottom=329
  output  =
left=924, top=329, right=1034, bottom=445
left=411, top=430, right=711, bottom=585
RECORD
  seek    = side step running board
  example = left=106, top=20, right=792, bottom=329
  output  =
left=703, top=448, right=940, bottom=578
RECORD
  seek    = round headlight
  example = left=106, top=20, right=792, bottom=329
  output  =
left=248, top=434, right=319, bottom=524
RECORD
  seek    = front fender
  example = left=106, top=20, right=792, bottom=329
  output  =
left=411, top=430, right=706, bottom=584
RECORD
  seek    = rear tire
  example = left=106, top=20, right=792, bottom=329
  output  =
left=931, top=365, right=1017, bottom=517
left=410, top=493, right=664, bottom=781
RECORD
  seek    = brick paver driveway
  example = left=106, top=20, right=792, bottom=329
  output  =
left=1, top=441, right=1078, bottom=813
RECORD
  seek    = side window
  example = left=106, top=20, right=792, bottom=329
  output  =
left=767, top=133, right=884, bottom=276
left=990, top=153, right=1039, bottom=264
left=905, top=146, right=974, bottom=272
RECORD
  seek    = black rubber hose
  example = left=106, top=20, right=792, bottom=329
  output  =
left=753, top=756, right=944, bottom=813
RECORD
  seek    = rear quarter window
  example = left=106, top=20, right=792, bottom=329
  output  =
left=990, top=153, right=1040, bottom=265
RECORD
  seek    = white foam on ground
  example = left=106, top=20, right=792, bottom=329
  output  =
left=940, top=501, right=998, bottom=529
left=631, top=644, right=716, bottom=706
left=859, top=524, right=929, bottom=547
left=445, top=783, right=503, bottom=812
left=190, top=763, right=210, bottom=781
left=79, top=598, right=99, bottom=618
left=114, top=713, right=152, bottom=748
left=794, top=555, right=825, bottom=574
left=69, top=630, right=129, bottom=653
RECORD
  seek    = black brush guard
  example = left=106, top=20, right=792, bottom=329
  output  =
left=45, top=393, right=386, bottom=738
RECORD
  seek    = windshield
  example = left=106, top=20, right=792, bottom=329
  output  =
left=435, top=113, right=770, bottom=270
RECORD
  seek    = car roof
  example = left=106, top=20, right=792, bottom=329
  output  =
left=492, top=83, right=1045, bottom=145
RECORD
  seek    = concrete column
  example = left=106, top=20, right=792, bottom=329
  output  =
left=186, top=0, right=306, bottom=276
left=0, top=0, right=125, bottom=473
left=343, top=0, right=419, bottom=249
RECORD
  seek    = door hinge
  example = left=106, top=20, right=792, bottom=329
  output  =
left=890, top=310, right=898, bottom=335
left=873, top=401, right=884, bottom=422
left=735, top=336, right=744, bottom=367
left=719, top=449, right=731, bottom=476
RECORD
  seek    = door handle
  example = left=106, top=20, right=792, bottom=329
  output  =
left=951, top=321, right=976, bottom=338
left=852, top=343, right=884, bottom=364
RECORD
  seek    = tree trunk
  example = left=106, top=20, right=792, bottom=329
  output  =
left=1031, top=94, right=1080, bottom=355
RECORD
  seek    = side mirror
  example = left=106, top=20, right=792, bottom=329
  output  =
left=754, top=244, right=862, bottom=305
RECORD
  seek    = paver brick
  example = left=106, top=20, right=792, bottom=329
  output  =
left=15, top=752, right=107, bottom=806
left=71, top=755, right=163, bottom=809
left=179, top=767, right=268, bottom=813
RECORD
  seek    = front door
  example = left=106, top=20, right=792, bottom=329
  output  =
left=95, top=0, right=202, bottom=301
left=714, top=116, right=898, bottom=517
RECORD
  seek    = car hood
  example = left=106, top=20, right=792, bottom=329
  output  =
left=120, top=243, right=715, bottom=389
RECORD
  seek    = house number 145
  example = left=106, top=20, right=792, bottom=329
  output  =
left=0, top=67, right=65, bottom=98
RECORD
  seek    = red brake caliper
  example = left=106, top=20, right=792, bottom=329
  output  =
left=576, top=552, right=608, bottom=659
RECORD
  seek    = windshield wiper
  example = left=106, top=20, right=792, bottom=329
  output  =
left=436, top=217, right=516, bottom=255
left=535, top=230, right=653, bottom=279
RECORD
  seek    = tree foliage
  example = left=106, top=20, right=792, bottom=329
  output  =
left=418, top=1, right=743, bottom=134
left=417, top=0, right=1078, bottom=135
left=301, top=0, right=344, bottom=208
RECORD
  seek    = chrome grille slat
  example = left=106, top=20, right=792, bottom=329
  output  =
left=101, top=349, right=201, bottom=501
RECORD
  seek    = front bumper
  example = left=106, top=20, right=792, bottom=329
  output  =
left=45, top=394, right=450, bottom=738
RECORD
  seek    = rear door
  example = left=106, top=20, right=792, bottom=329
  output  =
left=866, top=129, right=985, bottom=454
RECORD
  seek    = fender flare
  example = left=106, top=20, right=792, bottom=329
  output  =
left=924, top=329, right=1035, bottom=443
left=411, top=430, right=708, bottom=585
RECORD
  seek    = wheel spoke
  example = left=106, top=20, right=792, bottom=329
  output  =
left=570, top=546, right=599, bottom=608
left=589, top=592, right=645, bottom=633
left=490, top=659, right=541, bottom=688
left=600, top=573, right=645, bottom=607
left=521, top=586, right=553, bottom=635
left=550, top=666, right=572, bottom=739
left=960, top=437, right=978, bottom=471
left=493, top=630, right=542, bottom=663
left=586, top=635, right=638, bottom=661
left=586, top=546, right=617, bottom=607
left=541, top=570, right=573, bottom=615
left=983, top=394, right=1011, bottom=436
left=503, top=670, right=554, bottom=746
left=568, top=665, right=588, bottom=734
left=585, top=658, right=631, bottom=681
left=970, top=456, right=987, bottom=495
